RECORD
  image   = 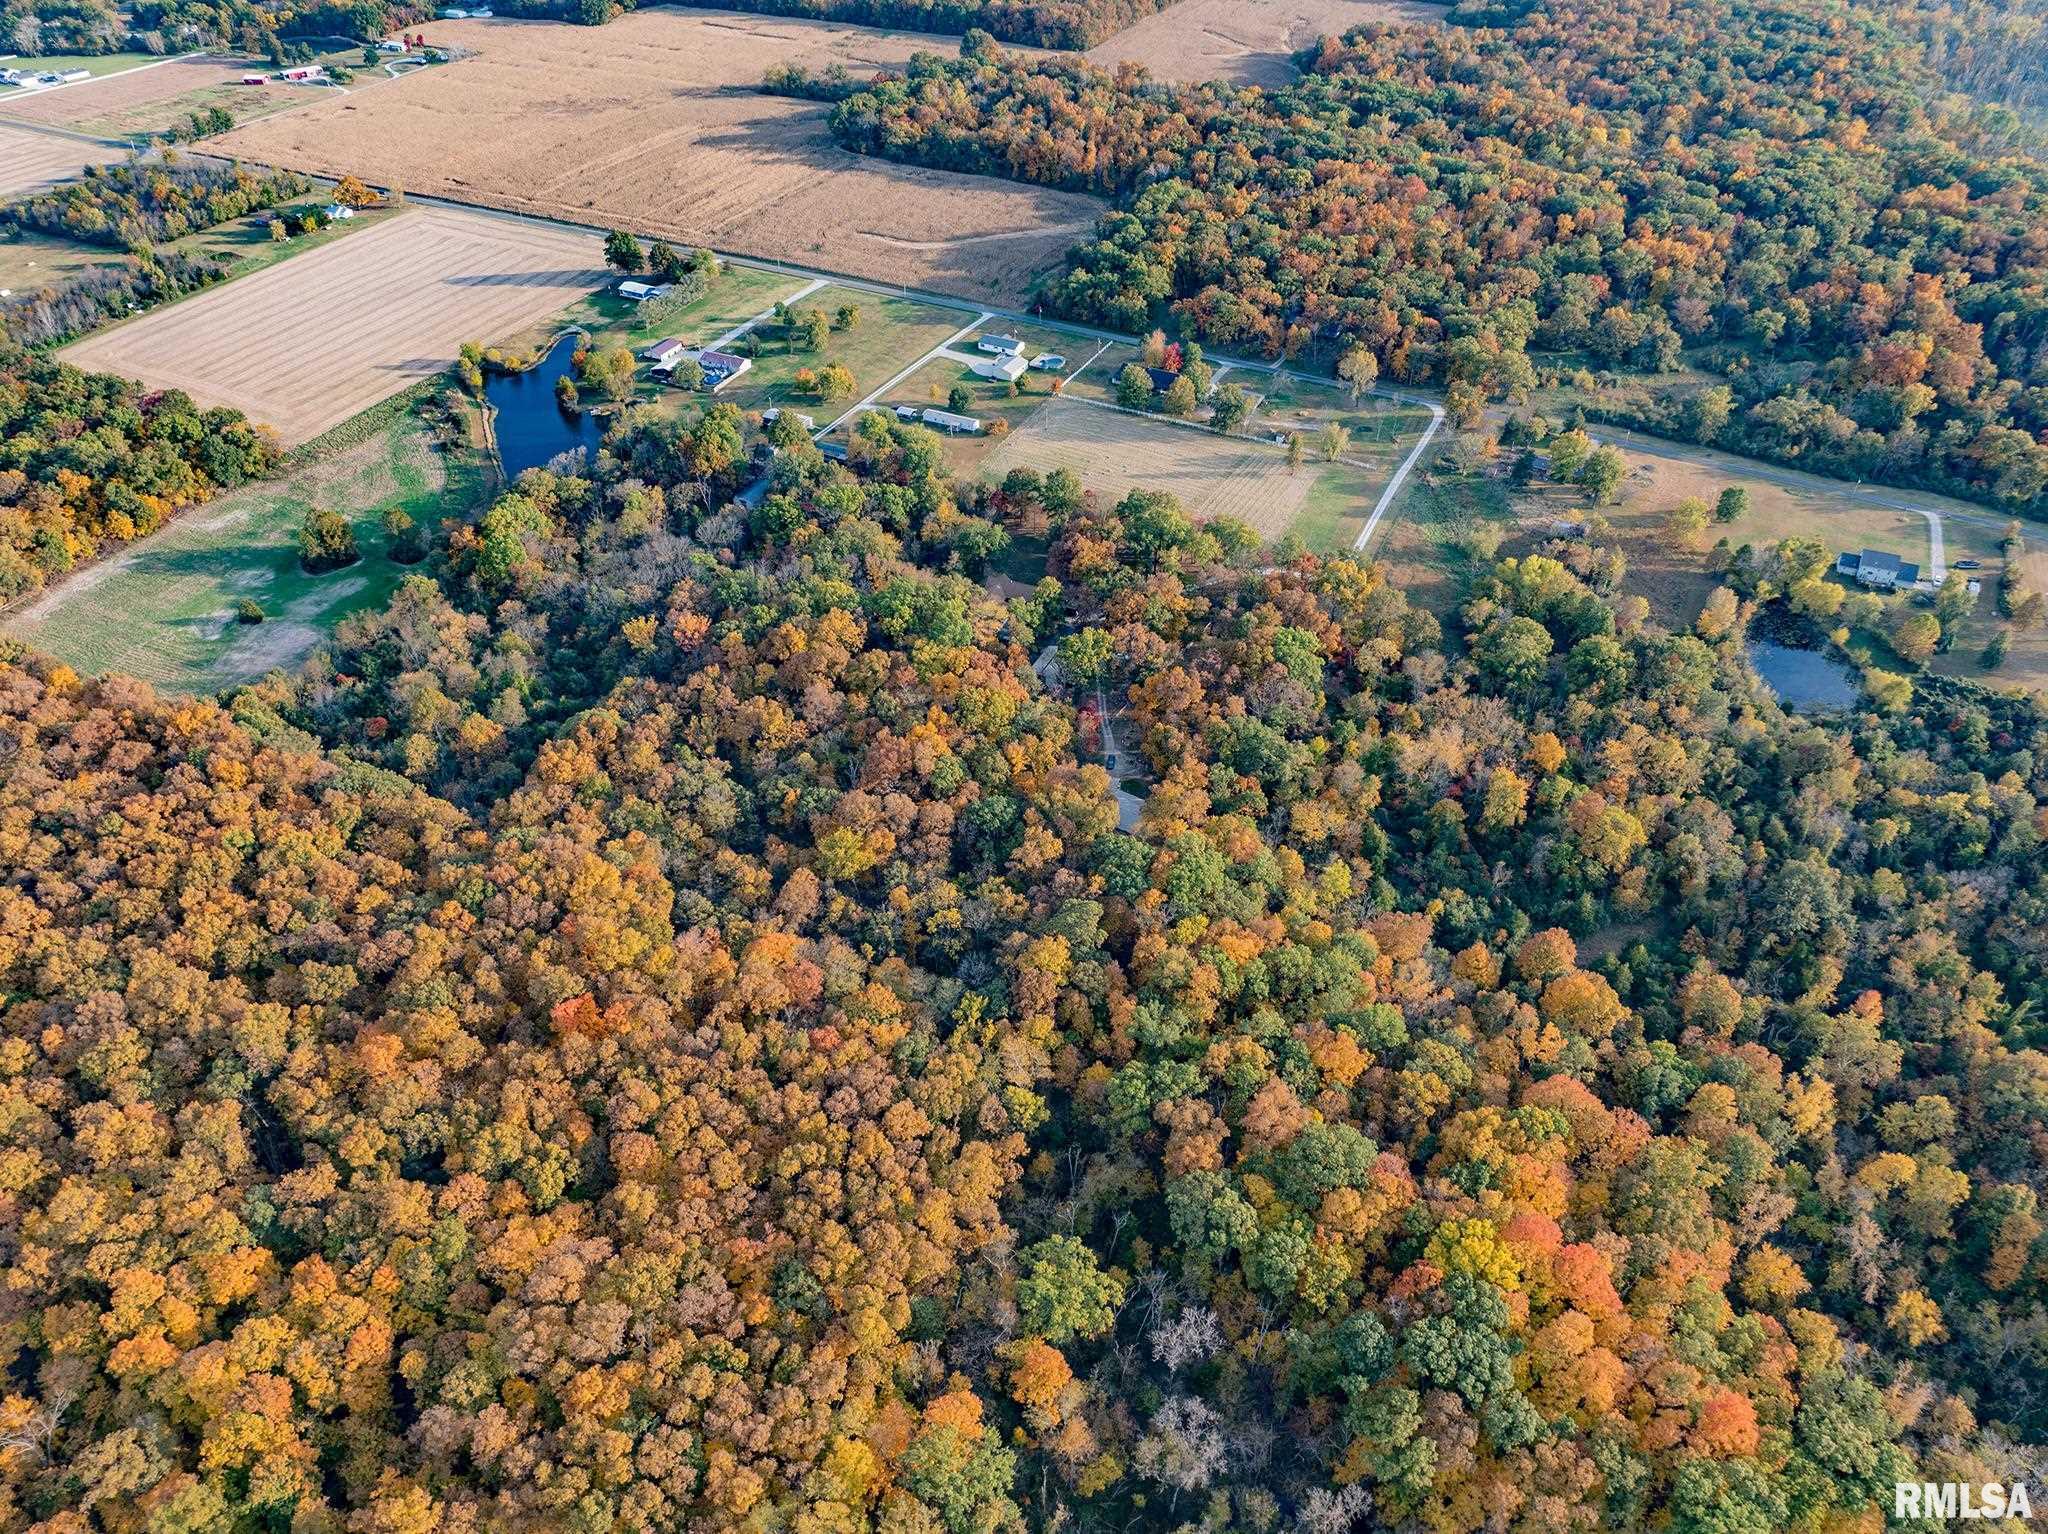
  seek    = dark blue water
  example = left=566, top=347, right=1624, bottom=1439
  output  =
left=1748, top=640, right=1860, bottom=712
left=485, top=332, right=601, bottom=481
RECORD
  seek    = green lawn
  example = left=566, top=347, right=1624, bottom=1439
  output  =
left=0, top=50, right=160, bottom=83
left=0, top=224, right=116, bottom=293
left=164, top=197, right=404, bottom=281
left=3, top=402, right=487, bottom=694
left=562, top=264, right=806, bottom=355
left=1290, top=458, right=1399, bottom=553
left=715, top=287, right=966, bottom=419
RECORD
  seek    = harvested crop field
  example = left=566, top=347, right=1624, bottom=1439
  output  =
left=210, top=11, right=1107, bottom=302
left=60, top=204, right=605, bottom=445
left=980, top=397, right=1317, bottom=538
left=0, top=122, right=126, bottom=199
left=1086, top=0, right=1444, bottom=84
left=0, top=55, right=300, bottom=134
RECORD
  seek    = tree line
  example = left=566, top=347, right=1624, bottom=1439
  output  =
left=0, top=344, right=275, bottom=600
left=5, top=158, right=312, bottom=250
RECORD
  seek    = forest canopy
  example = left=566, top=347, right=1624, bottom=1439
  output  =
left=0, top=371, right=2045, bottom=1533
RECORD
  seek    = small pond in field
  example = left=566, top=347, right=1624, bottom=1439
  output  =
left=1748, top=640, right=1860, bottom=712
left=484, top=331, right=600, bottom=480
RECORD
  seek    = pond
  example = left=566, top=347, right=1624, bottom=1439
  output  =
left=1748, top=640, right=1861, bottom=713
left=484, top=331, right=601, bottom=481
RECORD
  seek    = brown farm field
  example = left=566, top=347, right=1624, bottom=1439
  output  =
left=60, top=205, right=605, bottom=445
left=980, top=397, right=1320, bottom=538
left=210, top=11, right=1108, bottom=303
left=0, top=55, right=302, bottom=136
left=1085, top=0, right=1445, bottom=85
left=0, top=122, right=126, bottom=199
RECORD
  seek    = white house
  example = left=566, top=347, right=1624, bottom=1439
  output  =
left=763, top=407, right=816, bottom=430
left=1835, top=548, right=1920, bottom=590
left=971, top=353, right=1028, bottom=383
left=616, top=280, right=672, bottom=302
left=376, top=38, right=407, bottom=51
left=976, top=335, right=1024, bottom=356
left=922, top=407, right=981, bottom=434
left=322, top=203, right=356, bottom=220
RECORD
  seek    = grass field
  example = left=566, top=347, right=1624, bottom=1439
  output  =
left=61, top=204, right=605, bottom=444
left=554, top=265, right=810, bottom=359
left=0, top=224, right=117, bottom=292
left=979, top=397, right=1324, bottom=539
left=0, top=50, right=159, bottom=83
left=715, top=287, right=967, bottom=418
left=2, top=403, right=485, bottom=692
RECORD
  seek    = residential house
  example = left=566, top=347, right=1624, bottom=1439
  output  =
left=1836, top=548, right=1920, bottom=590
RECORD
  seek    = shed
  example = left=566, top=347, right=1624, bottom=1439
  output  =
left=642, top=338, right=685, bottom=365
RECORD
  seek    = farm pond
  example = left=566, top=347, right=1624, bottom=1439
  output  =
left=486, top=333, right=601, bottom=480
left=1748, top=640, right=1860, bottom=712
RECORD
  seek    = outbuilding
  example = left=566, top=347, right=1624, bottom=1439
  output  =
left=922, top=407, right=982, bottom=434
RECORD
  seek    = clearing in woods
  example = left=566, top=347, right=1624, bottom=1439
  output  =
left=0, top=122, right=125, bottom=199
left=1085, top=0, right=1445, bottom=85
left=58, top=204, right=606, bottom=445
left=209, top=11, right=1107, bottom=302
left=1, top=406, right=486, bottom=694
left=979, top=397, right=1322, bottom=539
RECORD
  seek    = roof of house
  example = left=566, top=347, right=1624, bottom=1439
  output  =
left=697, top=350, right=747, bottom=372
left=1845, top=548, right=1920, bottom=583
left=1146, top=367, right=1180, bottom=392
left=973, top=353, right=1028, bottom=380
left=978, top=334, right=1023, bottom=353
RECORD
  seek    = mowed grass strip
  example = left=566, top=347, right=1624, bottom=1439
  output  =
left=2, top=410, right=481, bottom=693
left=59, top=204, right=606, bottom=444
